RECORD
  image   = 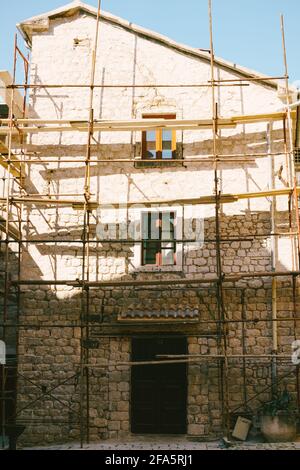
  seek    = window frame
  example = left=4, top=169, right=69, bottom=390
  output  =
left=141, top=114, right=177, bottom=161
left=130, top=205, right=183, bottom=273
left=141, top=210, right=177, bottom=267
left=296, top=169, right=300, bottom=209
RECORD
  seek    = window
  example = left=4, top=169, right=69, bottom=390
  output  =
left=0, top=104, right=9, bottom=119
left=130, top=205, right=183, bottom=272
left=295, top=148, right=300, bottom=165
left=142, top=211, right=176, bottom=266
left=142, top=114, right=177, bottom=161
left=0, top=105, right=9, bottom=146
left=296, top=171, right=300, bottom=209
left=295, top=102, right=300, bottom=164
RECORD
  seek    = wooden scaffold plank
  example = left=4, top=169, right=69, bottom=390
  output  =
left=0, top=110, right=295, bottom=135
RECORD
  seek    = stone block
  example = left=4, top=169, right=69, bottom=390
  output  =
left=188, top=424, right=205, bottom=435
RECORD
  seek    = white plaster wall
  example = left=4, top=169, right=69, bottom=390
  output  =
left=20, top=11, right=295, bottom=280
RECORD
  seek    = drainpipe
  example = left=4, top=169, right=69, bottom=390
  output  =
left=268, top=123, right=278, bottom=396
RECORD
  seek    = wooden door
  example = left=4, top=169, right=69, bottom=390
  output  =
left=131, top=336, right=187, bottom=434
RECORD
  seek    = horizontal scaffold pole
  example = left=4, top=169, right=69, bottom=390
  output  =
left=4, top=83, right=255, bottom=89
left=0, top=186, right=299, bottom=210
left=0, top=111, right=295, bottom=135
left=10, top=270, right=300, bottom=287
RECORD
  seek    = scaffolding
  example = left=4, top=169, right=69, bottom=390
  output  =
left=0, top=0, right=300, bottom=447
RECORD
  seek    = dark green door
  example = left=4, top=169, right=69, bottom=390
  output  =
left=131, top=336, right=187, bottom=434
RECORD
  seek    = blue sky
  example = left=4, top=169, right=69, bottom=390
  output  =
left=1, top=0, right=299, bottom=85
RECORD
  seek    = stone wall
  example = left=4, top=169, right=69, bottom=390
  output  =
left=15, top=268, right=300, bottom=446
left=1, top=9, right=299, bottom=446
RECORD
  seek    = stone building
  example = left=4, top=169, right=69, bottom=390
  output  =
left=0, top=1, right=300, bottom=446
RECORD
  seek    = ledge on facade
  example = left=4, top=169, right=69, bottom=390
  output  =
left=118, top=309, right=200, bottom=322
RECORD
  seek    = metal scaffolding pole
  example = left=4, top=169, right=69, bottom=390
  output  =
left=208, top=0, right=230, bottom=438
left=7, top=75, right=286, bottom=89
left=0, top=32, right=30, bottom=449
left=1, top=32, right=18, bottom=448
left=79, top=0, right=102, bottom=447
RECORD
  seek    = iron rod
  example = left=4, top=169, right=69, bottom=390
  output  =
left=7, top=83, right=251, bottom=89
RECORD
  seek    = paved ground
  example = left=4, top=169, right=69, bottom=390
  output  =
left=23, top=436, right=300, bottom=451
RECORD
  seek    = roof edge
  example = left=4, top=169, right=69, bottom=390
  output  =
left=16, top=1, right=294, bottom=92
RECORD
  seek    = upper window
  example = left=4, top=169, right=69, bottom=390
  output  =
left=142, top=114, right=177, bottom=161
left=294, top=103, right=300, bottom=165
left=142, top=211, right=176, bottom=266
left=296, top=171, right=300, bottom=208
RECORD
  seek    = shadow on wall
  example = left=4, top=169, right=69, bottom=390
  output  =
left=32, top=127, right=285, bottom=182
left=4, top=209, right=297, bottom=333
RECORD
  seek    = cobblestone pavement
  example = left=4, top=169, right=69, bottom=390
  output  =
left=23, top=437, right=300, bottom=451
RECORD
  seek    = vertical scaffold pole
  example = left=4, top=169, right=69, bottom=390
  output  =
left=80, top=0, right=102, bottom=447
left=208, top=0, right=230, bottom=438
